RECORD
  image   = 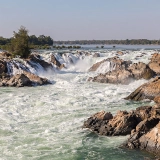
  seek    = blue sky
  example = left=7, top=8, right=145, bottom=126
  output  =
left=0, top=0, right=160, bottom=40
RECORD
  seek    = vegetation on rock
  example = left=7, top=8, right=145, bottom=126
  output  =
left=8, top=26, right=31, bottom=58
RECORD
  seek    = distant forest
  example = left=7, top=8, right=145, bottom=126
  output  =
left=54, top=39, right=160, bottom=45
left=1, top=36, right=160, bottom=47
left=0, top=35, right=53, bottom=48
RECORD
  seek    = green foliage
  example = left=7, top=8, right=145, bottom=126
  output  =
left=8, top=26, right=31, bottom=58
left=0, top=37, right=10, bottom=45
left=29, top=35, right=53, bottom=46
left=54, top=39, right=160, bottom=45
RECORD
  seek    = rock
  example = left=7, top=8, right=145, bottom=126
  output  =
left=84, top=105, right=160, bottom=158
left=149, top=53, right=160, bottom=75
left=6, top=74, right=32, bottom=87
left=154, top=96, right=160, bottom=104
left=50, top=54, right=64, bottom=69
left=93, top=53, right=100, bottom=57
left=88, top=56, right=132, bottom=72
left=83, top=106, right=160, bottom=136
left=107, top=111, right=138, bottom=136
left=125, top=77, right=160, bottom=101
left=88, top=57, right=155, bottom=85
left=0, top=52, right=12, bottom=58
left=0, top=71, right=51, bottom=87
left=0, top=60, right=7, bottom=74
left=139, top=122, right=160, bottom=156
left=89, top=69, right=133, bottom=85
left=23, top=71, right=51, bottom=86
left=92, top=111, right=113, bottom=120
left=117, top=51, right=124, bottom=55
left=28, top=54, right=53, bottom=70
left=84, top=108, right=139, bottom=136
left=128, top=62, right=155, bottom=80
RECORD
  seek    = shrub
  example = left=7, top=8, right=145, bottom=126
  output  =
left=8, top=26, right=31, bottom=58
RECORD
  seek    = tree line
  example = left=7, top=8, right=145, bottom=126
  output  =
left=54, top=39, right=160, bottom=45
left=0, top=34, right=53, bottom=46
left=0, top=26, right=53, bottom=58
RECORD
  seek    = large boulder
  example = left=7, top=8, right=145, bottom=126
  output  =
left=125, top=77, right=160, bottom=101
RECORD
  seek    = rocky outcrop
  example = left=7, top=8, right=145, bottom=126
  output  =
left=88, top=57, right=132, bottom=72
left=88, top=69, right=133, bottom=85
left=88, top=61, right=155, bottom=85
left=83, top=106, right=148, bottom=136
left=124, top=105, right=160, bottom=157
left=83, top=105, right=160, bottom=158
left=4, top=74, right=32, bottom=87
left=0, top=71, right=51, bottom=87
left=125, top=77, right=160, bottom=101
left=128, top=62, right=155, bottom=80
left=149, top=53, right=160, bottom=75
left=23, top=71, right=51, bottom=86
left=138, top=122, right=160, bottom=156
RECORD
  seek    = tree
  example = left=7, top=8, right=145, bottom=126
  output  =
left=9, top=26, right=31, bottom=58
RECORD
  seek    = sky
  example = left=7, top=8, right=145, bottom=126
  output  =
left=0, top=0, right=160, bottom=40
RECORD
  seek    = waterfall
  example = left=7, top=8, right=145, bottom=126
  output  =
left=96, top=61, right=116, bottom=74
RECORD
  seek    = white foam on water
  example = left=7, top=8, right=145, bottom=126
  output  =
left=0, top=48, right=156, bottom=159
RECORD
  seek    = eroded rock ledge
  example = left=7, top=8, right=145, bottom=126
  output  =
left=83, top=105, right=160, bottom=158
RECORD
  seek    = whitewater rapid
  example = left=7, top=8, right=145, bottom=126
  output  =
left=0, top=48, right=158, bottom=159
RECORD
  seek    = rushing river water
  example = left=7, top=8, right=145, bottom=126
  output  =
left=0, top=46, right=159, bottom=159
